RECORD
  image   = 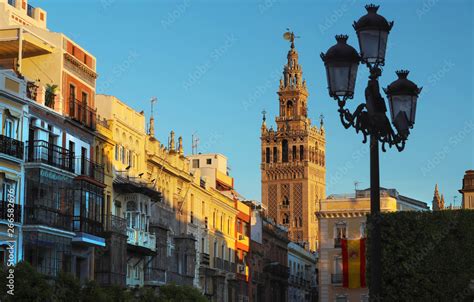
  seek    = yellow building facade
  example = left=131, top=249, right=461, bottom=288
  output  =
left=95, top=94, right=247, bottom=300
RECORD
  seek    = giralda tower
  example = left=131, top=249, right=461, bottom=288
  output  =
left=260, top=33, right=326, bottom=251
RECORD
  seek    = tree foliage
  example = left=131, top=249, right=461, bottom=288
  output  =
left=0, top=263, right=206, bottom=302
left=367, top=210, right=474, bottom=301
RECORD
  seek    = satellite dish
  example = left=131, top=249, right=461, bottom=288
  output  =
left=283, top=31, right=293, bottom=41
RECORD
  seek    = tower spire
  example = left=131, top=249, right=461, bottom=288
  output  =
left=432, top=184, right=442, bottom=211
left=277, top=30, right=309, bottom=131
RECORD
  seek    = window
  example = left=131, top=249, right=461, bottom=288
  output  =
left=300, top=145, right=304, bottom=160
left=335, top=222, right=347, bottom=248
left=201, top=238, right=205, bottom=253
left=265, top=147, right=270, bottom=163
left=335, top=222, right=347, bottom=239
left=206, top=158, right=212, bottom=165
left=282, top=195, right=289, bottom=206
left=115, top=145, right=119, bottom=161
left=286, top=101, right=293, bottom=116
left=4, top=118, right=14, bottom=138
left=192, top=159, right=200, bottom=168
left=282, top=140, right=288, bottom=162
left=81, top=92, right=88, bottom=105
left=273, top=147, right=277, bottom=162
left=282, top=213, right=289, bottom=225
left=69, top=84, right=76, bottom=99
left=292, top=145, right=297, bottom=161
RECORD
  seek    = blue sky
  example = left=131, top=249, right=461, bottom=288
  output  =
left=40, top=0, right=473, bottom=206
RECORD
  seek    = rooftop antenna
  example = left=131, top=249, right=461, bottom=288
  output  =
left=192, top=132, right=200, bottom=155
left=150, top=97, right=157, bottom=117
left=320, top=113, right=324, bottom=128
left=453, top=195, right=458, bottom=208
left=148, top=97, right=157, bottom=136
left=354, top=180, right=362, bottom=192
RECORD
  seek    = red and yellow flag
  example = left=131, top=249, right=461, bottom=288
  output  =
left=341, top=238, right=366, bottom=288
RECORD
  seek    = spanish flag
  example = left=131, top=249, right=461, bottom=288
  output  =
left=341, top=238, right=366, bottom=288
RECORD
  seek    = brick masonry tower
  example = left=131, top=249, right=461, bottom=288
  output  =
left=260, top=33, right=326, bottom=251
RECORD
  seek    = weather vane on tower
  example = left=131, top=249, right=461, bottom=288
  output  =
left=283, top=28, right=300, bottom=48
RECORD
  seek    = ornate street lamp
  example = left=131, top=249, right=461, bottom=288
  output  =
left=353, top=4, right=393, bottom=66
left=320, top=4, right=421, bottom=301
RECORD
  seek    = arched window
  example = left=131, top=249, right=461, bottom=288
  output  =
left=286, top=101, right=294, bottom=117
left=282, top=196, right=289, bottom=206
left=273, top=147, right=278, bottom=163
left=282, top=213, right=289, bottom=225
left=292, top=145, right=297, bottom=161
left=282, top=140, right=289, bottom=163
left=300, top=145, right=304, bottom=161
left=265, top=147, right=270, bottom=163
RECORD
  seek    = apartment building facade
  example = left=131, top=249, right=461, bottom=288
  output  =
left=317, top=189, right=428, bottom=302
left=0, top=0, right=105, bottom=280
left=0, top=69, right=28, bottom=266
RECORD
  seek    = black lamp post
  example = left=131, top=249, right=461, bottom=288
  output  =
left=320, top=4, right=421, bottom=300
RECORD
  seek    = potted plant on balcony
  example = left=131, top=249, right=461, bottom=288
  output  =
left=45, top=84, right=58, bottom=109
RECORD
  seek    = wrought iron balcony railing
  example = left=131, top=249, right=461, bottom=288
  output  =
left=24, top=205, right=72, bottom=231
left=27, top=140, right=75, bottom=172
left=0, top=135, right=24, bottom=160
left=0, top=200, right=21, bottom=223
left=68, top=97, right=96, bottom=130
left=77, top=157, right=104, bottom=183
left=103, top=214, right=126, bottom=234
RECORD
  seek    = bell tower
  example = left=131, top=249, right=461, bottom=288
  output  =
left=261, top=32, right=326, bottom=251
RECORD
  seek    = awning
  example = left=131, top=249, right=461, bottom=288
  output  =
left=0, top=27, right=55, bottom=59
left=113, top=176, right=162, bottom=201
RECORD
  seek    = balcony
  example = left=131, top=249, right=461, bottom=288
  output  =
left=331, top=273, right=343, bottom=284
left=103, top=214, right=126, bottom=235
left=200, top=252, right=210, bottom=267
left=214, top=257, right=223, bottom=270
left=126, top=227, right=156, bottom=252
left=237, top=232, right=250, bottom=246
left=0, top=135, right=24, bottom=160
left=27, top=140, right=75, bottom=173
left=73, top=216, right=103, bottom=236
left=24, top=206, right=71, bottom=231
left=26, top=82, right=60, bottom=111
left=0, top=200, right=21, bottom=223
left=68, top=97, right=96, bottom=130
left=77, top=157, right=104, bottom=183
